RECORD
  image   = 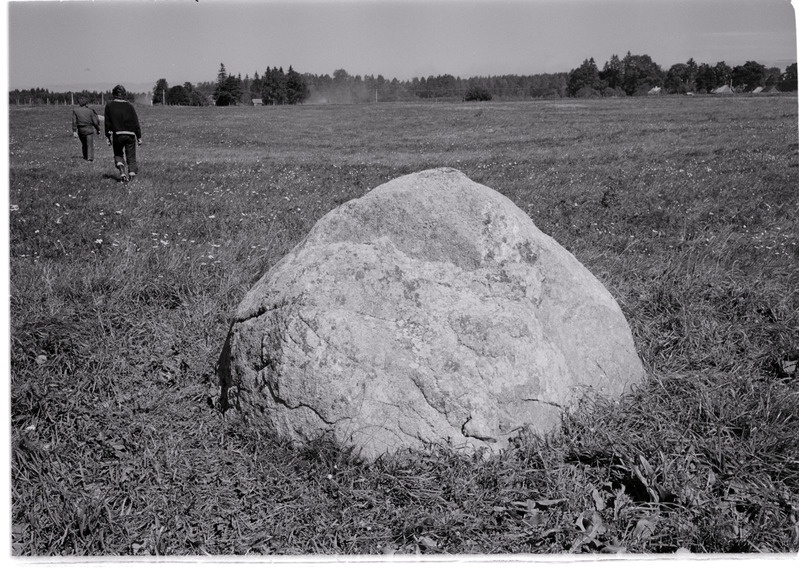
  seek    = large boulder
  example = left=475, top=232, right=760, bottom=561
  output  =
left=218, top=168, right=644, bottom=459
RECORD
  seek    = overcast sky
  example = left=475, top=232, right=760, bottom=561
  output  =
left=6, top=0, right=798, bottom=91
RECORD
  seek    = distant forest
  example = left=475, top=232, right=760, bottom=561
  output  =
left=9, top=54, right=798, bottom=106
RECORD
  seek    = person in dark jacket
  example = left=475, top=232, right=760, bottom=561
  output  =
left=72, top=96, right=101, bottom=161
left=104, top=85, right=142, bottom=181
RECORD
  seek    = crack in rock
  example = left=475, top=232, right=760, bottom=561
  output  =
left=261, top=369, right=343, bottom=426
left=460, top=415, right=498, bottom=444
left=522, top=397, right=563, bottom=409
left=234, top=295, right=304, bottom=324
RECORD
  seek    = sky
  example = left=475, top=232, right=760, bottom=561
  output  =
left=4, top=0, right=799, bottom=91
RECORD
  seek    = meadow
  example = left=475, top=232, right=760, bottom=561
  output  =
left=8, top=95, right=799, bottom=556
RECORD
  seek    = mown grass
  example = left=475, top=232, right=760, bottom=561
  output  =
left=8, top=96, right=799, bottom=556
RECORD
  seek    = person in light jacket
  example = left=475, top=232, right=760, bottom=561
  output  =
left=72, top=96, right=101, bottom=161
left=104, top=85, right=142, bottom=181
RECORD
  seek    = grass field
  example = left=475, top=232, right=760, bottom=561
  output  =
left=8, top=95, right=799, bottom=556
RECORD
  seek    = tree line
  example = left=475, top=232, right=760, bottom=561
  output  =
left=145, top=63, right=569, bottom=106
left=567, top=52, right=798, bottom=97
left=9, top=54, right=797, bottom=106
left=8, top=87, right=145, bottom=106
left=149, top=64, right=312, bottom=106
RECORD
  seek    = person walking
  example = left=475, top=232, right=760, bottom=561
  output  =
left=104, top=85, right=142, bottom=182
left=71, top=96, right=101, bottom=161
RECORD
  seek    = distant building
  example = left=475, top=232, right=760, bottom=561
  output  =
left=647, top=87, right=662, bottom=95
left=252, top=98, right=263, bottom=106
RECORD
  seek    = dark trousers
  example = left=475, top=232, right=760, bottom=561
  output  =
left=78, top=132, right=95, bottom=161
left=112, top=134, right=138, bottom=173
